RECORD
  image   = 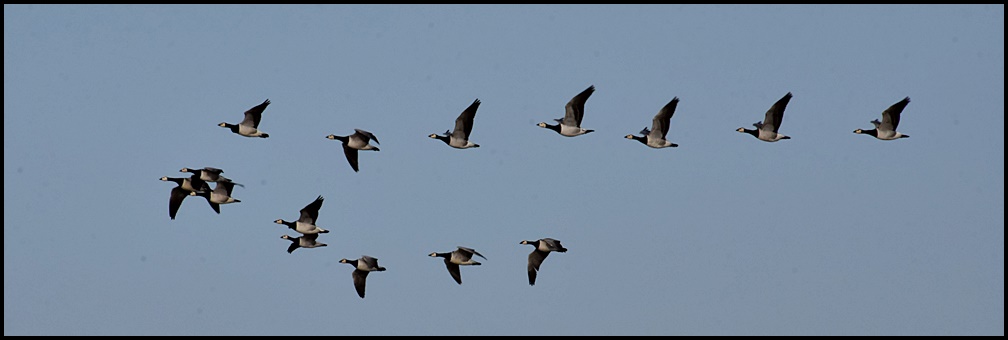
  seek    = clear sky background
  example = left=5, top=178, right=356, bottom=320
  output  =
left=4, top=4, right=1004, bottom=336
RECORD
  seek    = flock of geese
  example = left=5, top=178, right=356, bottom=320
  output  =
left=160, top=85, right=912, bottom=298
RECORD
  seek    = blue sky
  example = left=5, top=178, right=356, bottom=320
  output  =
left=3, top=4, right=1003, bottom=336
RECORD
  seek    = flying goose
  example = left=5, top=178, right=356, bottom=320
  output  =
left=520, top=238, right=568, bottom=286
left=339, top=255, right=386, bottom=298
left=429, top=98, right=481, bottom=149
left=219, top=99, right=270, bottom=138
left=281, top=233, right=327, bottom=254
left=179, top=167, right=244, bottom=187
left=538, top=85, right=596, bottom=137
left=429, top=246, right=486, bottom=285
left=160, top=174, right=210, bottom=220
left=274, top=195, right=330, bottom=235
left=326, top=129, right=380, bottom=172
left=854, top=97, right=911, bottom=140
left=189, top=180, right=241, bottom=214
left=737, top=92, right=792, bottom=142
left=626, top=97, right=680, bottom=148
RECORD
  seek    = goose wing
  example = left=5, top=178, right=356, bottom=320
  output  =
left=563, top=85, right=595, bottom=127
left=527, top=249, right=550, bottom=286
left=762, top=92, right=792, bottom=133
left=445, top=260, right=462, bottom=285
left=453, top=99, right=480, bottom=140
left=880, top=97, right=910, bottom=131
left=168, top=186, right=189, bottom=220
left=342, top=144, right=360, bottom=172
left=651, top=97, right=679, bottom=139
left=351, top=269, right=369, bottom=298
left=457, top=246, right=487, bottom=260
left=353, top=129, right=379, bottom=145
left=241, top=99, right=270, bottom=128
left=298, top=195, right=324, bottom=224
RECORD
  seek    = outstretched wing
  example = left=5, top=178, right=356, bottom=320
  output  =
left=298, top=195, right=324, bottom=224
left=453, top=98, right=480, bottom=140
left=168, top=186, right=189, bottom=220
left=342, top=144, right=360, bottom=172
left=651, top=97, right=679, bottom=139
left=543, top=238, right=567, bottom=252
left=241, top=99, right=270, bottom=128
left=880, top=97, right=910, bottom=131
left=761, top=92, right=792, bottom=133
left=286, top=239, right=300, bottom=254
left=215, top=181, right=237, bottom=197
left=351, top=269, right=369, bottom=298
left=563, top=85, right=595, bottom=127
left=457, top=246, right=487, bottom=260
left=445, top=260, right=462, bottom=285
left=361, top=255, right=380, bottom=269
left=529, top=249, right=549, bottom=271
left=527, top=249, right=550, bottom=286
left=354, top=129, right=380, bottom=145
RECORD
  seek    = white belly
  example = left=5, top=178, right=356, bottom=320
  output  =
left=449, top=136, right=475, bottom=148
left=646, top=136, right=673, bottom=148
left=877, top=130, right=898, bottom=140
left=559, top=124, right=587, bottom=137
left=238, top=125, right=263, bottom=137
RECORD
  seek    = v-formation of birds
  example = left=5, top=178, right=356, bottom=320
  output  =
left=164, top=85, right=912, bottom=298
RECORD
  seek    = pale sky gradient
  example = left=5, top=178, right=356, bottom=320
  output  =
left=4, top=4, right=1004, bottom=336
